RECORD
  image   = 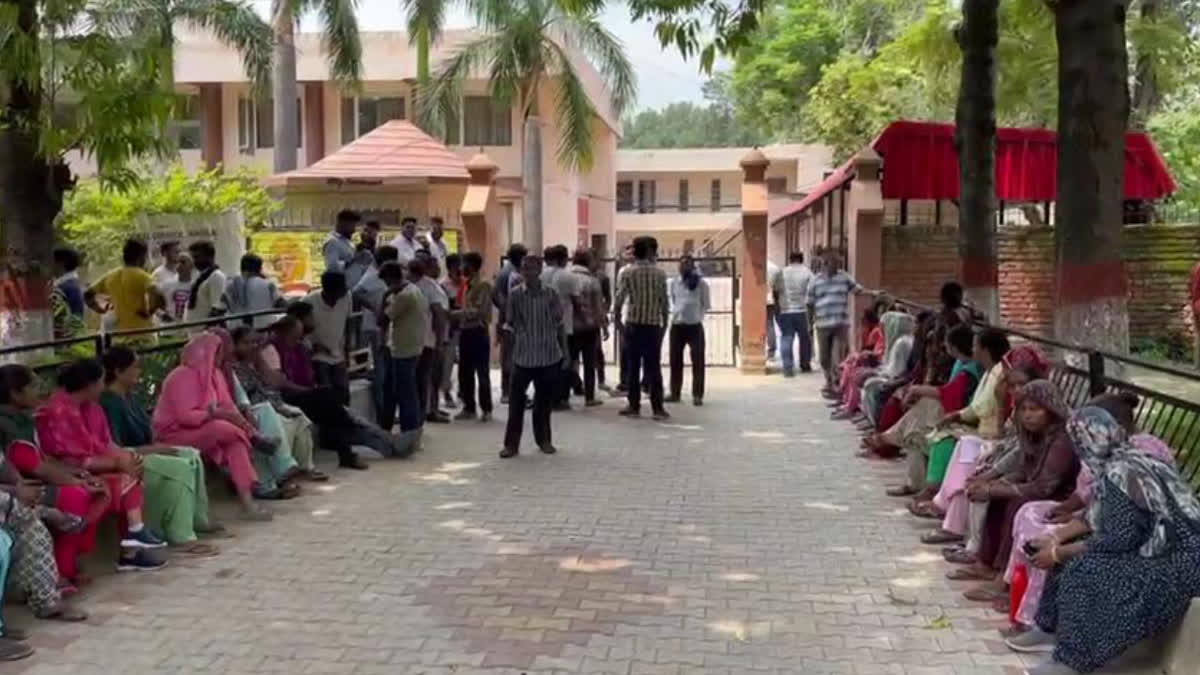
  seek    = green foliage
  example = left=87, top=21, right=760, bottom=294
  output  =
left=620, top=78, right=763, bottom=148
left=420, top=0, right=635, bottom=171
left=1147, top=88, right=1200, bottom=214
left=58, top=166, right=279, bottom=269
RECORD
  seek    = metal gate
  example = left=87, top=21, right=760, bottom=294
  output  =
left=607, top=255, right=738, bottom=367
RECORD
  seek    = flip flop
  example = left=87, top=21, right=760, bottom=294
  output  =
left=886, top=485, right=917, bottom=497
left=907, top=501, right=941, bottom=519
left=944, top=548, right=979, bottom=565
left=35, top=603, right=88, bottom=622
left=920, top=529, right=963, bottom=545
left=946, top=567, right=993, bottom=581
left=964, top=585, right=1006, bottom=602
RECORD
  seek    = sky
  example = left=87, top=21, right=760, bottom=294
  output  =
left=258, top=0, right=710, bottom=111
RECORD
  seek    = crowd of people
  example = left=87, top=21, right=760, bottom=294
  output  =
left=824, top=280, right=1200, bottom=675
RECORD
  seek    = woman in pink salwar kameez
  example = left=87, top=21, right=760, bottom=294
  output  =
left=153, top=332, right=271, bottom=520
left=1000, top=392, right=1176, bottom=636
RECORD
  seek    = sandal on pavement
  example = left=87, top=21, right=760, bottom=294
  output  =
left=0, top=637, right=33, bottom=661
left=946, top=566, right=993, bottom=581
left=35, top=603, right=87, bottom=622
left=886, top=485, right=917, bottom=497
left=907, top=501, right=941, bottom=519
left=920, top=529, right=963, bottom=545
left=964, top=585, right=1007, bottom=602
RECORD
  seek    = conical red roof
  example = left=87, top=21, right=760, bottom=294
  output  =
left=267, top=120, right=469, bottom=186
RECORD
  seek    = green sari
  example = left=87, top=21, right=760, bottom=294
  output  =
left=923, top=359, right=985, bottom=485
left=99, top=390, right=212, bottom=543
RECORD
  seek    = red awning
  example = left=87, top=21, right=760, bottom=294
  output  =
left=871, top=120, right=1177, bottom=202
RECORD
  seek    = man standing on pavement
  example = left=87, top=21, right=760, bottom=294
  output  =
left=415, top=252, right=451, bottom=424
left=354, top=245, right=398, bottom=424
left=494, top=243, right=527, bottom=404
left=380, top=260, right=427, bottom=452
left=667, top=254, right=710, bottom=406
left=613, top=236, right=670, bottom=420
left=304, top=270, right=353, bottom=403
left=766, top=258, right=780, bottom=364
left=568, top=248, right=606, bottom=407
left=541, top=245, right=578, bottom=409
left=592, top=251, right=613, bottom=394
left=501, top=255, right=567, bottom=458
left=613, top=242, right=635, bottom=394
left=454, top=252, right=494, bottom=421
left=440, top=253, right=463, bottom=409
left=391, top=216, right=423, bottom=264
left=773, top=251, right=815, bottom=377
left=85, top=238, right=166, bottom=333
left=808, top=249, right=877, bottom=395
left=324, top=209, right=372, bottom=288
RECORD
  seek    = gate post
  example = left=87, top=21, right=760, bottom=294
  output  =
left=846, top=147, right=885, bottom=349
left=739, top=148, right=770, bottom=374
left=460, top=150, right=501, bottom=279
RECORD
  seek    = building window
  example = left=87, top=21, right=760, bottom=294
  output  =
left=170, top=94, right=203, bottom=150
left=463, top=96, right=512, bottom=146
left=238, top=97, right=301, bottom=153
left=616, top=181, right=633, bottom=212
left=341, top=96, right=405, bottom=144
left=678, top=179, right=689, bottom=211
left=767, top=177, right=787, bottom=194
left=637, top=180, right=656, bottom=213
left=710, top=179, right=721, bottom=211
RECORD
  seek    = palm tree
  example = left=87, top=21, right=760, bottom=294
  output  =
left=270, top=0, right=362, bottom=172
left=402, top=0, right=448, bottom=109
left=419, top=0, right=635, bottom=249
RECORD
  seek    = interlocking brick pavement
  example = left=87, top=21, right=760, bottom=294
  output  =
left=9, top=370, right=1036, bottom=674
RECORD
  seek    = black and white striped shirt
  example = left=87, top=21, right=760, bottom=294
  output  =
left=613, top=260, right=669, bottom=327
left=506, top=283, right=564, bottom=367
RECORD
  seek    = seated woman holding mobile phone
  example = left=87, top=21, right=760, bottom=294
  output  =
left=999, top=392, right=1177, bottom=638
left=1008, top=406, right=1200, bottom=675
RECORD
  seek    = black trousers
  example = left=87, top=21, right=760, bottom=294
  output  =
left=568, top=328, right=599, bottom=402
left=313, top=361, right=349, bottom=405
left=625, top=323, right=665, bottom=412
left=669, top=323, right=705, bottom=399
left=458, top=326, right=493, bottom=414
left=595, top=337, right=607, bottom=385
left=282, top=387, right=357, bottom=464
left=416, top=347, right=443, bottom=418
left=503, top=364, right=556, bottom=450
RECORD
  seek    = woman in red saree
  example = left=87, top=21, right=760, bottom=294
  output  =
left=0, top=364, right=107, bottom=585
left=35, top=359, right=168, bottom=571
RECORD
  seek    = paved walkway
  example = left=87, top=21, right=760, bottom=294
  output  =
left=12, top=371, right=1035, bottom=675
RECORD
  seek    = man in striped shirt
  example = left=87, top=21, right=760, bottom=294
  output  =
left=501, top=255, right=568, bottom=458
left=807, top=248, right=878, bottom=393
left=613, top=236, right=670, bottom=420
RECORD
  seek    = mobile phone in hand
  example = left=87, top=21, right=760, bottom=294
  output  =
left=1023, top=541, right=1040, bottom=557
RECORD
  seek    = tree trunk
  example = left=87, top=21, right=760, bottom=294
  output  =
left=1053, top=0, right=1131, bottom=359
left=413, top=26, right=430, bottom=132
left=522, top=115, right=543, bottom=250
left=955, top=0, right=1000, bottom=322
left=1130, top=0, right=1159, bottom=127
left=273, top=5, right=299, bottom=172
left=0, top=0, right=66, bottom=348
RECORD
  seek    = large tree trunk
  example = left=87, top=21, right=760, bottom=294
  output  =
left=955, top=0, right=1000, bottom=322
left=1130, top=0, right=1159, bottom=127
left=413, top=26, right=430, bottom=132
left=1053, top=0, right=1132, bottom=360
left=522, top=115, right=543, bottom=250
left=0, top=0, right=67, bottom=349
left=273, top=5, right=300, bottom=172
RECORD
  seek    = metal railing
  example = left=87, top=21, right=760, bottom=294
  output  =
left=893, top=298, right=1200, bottom=489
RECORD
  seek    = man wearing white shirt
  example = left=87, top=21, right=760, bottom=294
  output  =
left=772, top=251, right=815, bottom=376
left=183, top=240, right=227, bottom=324
left=304, top=270, right=352, bottom=403
left=390, top=217, right=423, bottom=263
left=427, top=217, right=449, bottom=278
left=151, top=241, right=180, bottom=291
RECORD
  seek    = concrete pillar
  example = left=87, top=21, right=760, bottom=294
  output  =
left=199, top=84, right=223, bottom=170
left=739, top=148, right=770, bottom=374
left=460, top=151, right=501, bottom=280
left=303, top=82, right=326, bottom=167
left=846, top=147, right=885, bottom=348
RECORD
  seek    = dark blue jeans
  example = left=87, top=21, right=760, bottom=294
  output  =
left=776, top=312, right=812, bottom=374
left=387, top=355, right=423, bottom=433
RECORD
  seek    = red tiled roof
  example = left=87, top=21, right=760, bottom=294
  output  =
left=266, top=120, right=469, bottom=187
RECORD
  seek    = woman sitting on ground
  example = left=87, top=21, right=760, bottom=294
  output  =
left=876, top=324, right=983, bottom=499
left=944, top=379, right=1079, bottom=597
left=999, top=392, right=1176, bottom=637
left=152, top=332, right=273, bottom=520
left=0, top=365, right=105, bottom=586
left=918, top=346, right=1051, bottom=557
left=99, top=345, right=223, bottom=554
left=1010, top=406, right=1200, bottom=675
left=832, top=308, right=901, bottom=420
left=36, top=359, right=168, bottom=571
left=229, top=325, right=328, bottom=482
left=906, top=328, right=1011, bottom=516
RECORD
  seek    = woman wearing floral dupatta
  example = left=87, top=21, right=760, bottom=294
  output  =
left=1011, top=406, right=1200, bottom=675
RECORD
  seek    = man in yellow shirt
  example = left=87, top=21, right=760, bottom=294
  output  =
left=85, top=239, right=164, bottom=332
